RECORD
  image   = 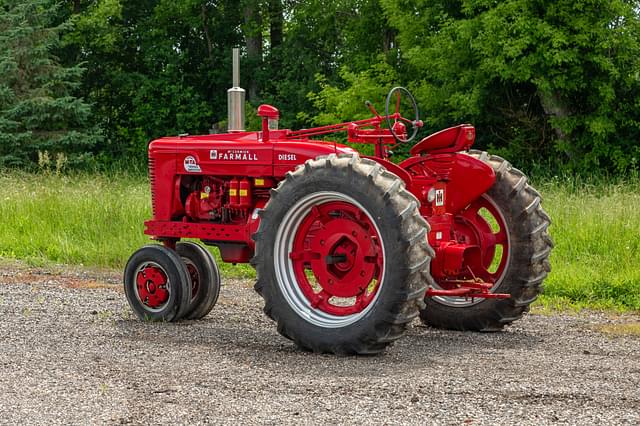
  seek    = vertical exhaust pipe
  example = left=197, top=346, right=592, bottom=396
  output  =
left=227, top=48, right=245, bottom=132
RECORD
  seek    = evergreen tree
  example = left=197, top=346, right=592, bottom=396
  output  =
left=0, top=0, right=100, bottom=168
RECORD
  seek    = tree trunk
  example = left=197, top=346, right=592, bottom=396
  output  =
left=383, top=28, right=395, bottom=54
left=269, top=0, right=283, bottom=50
left=537, top=89, right=573, bottom=160
left=201, top=5, right=214, bottom=65
left=537, top=90, right=569, bottom=140
left=243, top=0, right=262, bottom=100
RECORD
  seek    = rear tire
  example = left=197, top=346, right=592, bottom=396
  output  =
left=176, top=242, right=220, bottom=320
left=253, top=153, right=433, bottom=355
left=420, top=151, right=553, bottom=331
left=123, top=245, right=191, bottom=322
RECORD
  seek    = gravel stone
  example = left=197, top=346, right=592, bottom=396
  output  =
left=0, top=265, right=638, bottom=425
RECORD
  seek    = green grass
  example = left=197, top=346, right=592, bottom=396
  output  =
left=536, top=176, right=640, bottom=311
left=0, top=171, right=253, bottom=278
left=0, top=171, right=638, bottom=310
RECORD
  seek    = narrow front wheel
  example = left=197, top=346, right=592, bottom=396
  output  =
left=123, top=245, right=191, bottom=321
left=176, top=242, right=221, bottom=320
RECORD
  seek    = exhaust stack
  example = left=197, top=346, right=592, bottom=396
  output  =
left=227, top=48, right=245, bottom=132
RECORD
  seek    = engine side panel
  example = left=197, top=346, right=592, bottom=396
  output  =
left=146, top=134, right=357, bottom=262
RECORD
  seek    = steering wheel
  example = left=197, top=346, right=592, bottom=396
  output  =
left=385, top=86, right=421, bottom=143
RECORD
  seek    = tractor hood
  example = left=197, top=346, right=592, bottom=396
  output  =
left=148, top=130, right=357, bottom=178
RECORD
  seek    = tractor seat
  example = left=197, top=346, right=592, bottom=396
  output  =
left=410, top=124, right=475, bottom=156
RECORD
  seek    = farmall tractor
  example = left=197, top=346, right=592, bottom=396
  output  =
left=124, top=54, right=553, bottom=355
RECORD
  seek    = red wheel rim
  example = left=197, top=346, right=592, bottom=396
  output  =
left=452, top=195, right=509, bottom=284
left=135, top=262, right=170, bottom=310
left=288, top=200, right=384, bottom=317
left=184, top=260, right=200, bottom=301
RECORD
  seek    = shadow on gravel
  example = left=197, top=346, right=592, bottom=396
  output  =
left=111, top=317, right=545, bottom=376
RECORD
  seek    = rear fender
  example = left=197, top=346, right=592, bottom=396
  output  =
left=363, top=156, right=413, bottom=187
left=399, top=153, right=495, bottom=215
left=446, top=153, right=495, bottom=213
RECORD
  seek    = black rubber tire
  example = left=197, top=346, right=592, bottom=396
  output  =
left=252, top=153, right=434, bottom=355
left=420, top=150, right=553, bottom=331
left=123, top=245, right=192, bottom=322
left=176, top=242, right=221, bottom=320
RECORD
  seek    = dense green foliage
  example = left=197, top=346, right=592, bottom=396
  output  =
left=0, top=0, right=100, bottom=168
left=0, top=172, right=638, bottom=310
left=381, top=0, right=640, bottom=172
left=0, top=0, right=639, bottom=173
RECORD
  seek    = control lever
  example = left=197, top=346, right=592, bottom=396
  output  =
left=365, top=100, right=381, bottom=118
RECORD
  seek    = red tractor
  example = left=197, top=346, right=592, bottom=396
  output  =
left=124, top=85, right=552, bottom=355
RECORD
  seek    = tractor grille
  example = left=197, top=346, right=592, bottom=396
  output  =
left=148, top=156, right=157, bottom=217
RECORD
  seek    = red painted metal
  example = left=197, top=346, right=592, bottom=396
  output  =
left=136, top=265, right=170, bottom=308
left=141, top=93, right=509, bottom=300
left=398, top=151, right=507, bottom=299
left=257, top=104, right=279, bottom=119
left=145, top=221, right=250, bottom=244
left=289, top=201, right=384, bottom=316
left=421, top=192, right=511, bottom=299
left=410, top=124, right=476, bottom=156
left=258, top=104, right=279, bottom=142
left=400, top=153, right=495, bottom=215
left=453, top=196, right=510, bottom=283
left=425, top=286, right=510, bottom=299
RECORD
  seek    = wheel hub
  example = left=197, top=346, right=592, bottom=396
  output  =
left=454, top=196, right=509, bottom=281
left=435, top=195, right=510, bottom=307
left=136, top=265, right=170, bottom=309
left=281, top=195, right=385, bottom=321
left=302, top=219, right=376, bottom=298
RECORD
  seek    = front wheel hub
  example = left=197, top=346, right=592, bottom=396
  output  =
left=135, top=262, right=170, bottom=310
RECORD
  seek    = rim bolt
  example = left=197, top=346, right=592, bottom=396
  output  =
left=360, top=271, right=365, bottom=277
left=320, top=240, right=325, bottom=246
left=352, top=231, right=357, bottom=237
left=329, top=279, right=333, bottom=285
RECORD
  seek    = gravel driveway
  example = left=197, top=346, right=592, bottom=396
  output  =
left=0, top=263, right=638, bottom=425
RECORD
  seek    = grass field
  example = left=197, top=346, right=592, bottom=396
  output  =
left=0, top=171, right=638, bottom=311
left=536, top=176, right=640, bottom=311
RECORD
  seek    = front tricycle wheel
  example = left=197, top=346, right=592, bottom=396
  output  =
left=123, top=245, right=191, bottom=321
left=176, top=242, right=220, bottom=320
left=253, top=153, right=433, bottom=355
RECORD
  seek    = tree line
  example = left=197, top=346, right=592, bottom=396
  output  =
left=1, top=0, right=639, bottom=174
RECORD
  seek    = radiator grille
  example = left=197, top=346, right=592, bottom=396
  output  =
left=148, top=156, right=157, bottom=217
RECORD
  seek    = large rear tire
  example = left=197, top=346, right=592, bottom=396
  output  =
left=420, top=151, right=553, bottom=331
left=253, top=153, right=433, bottom=355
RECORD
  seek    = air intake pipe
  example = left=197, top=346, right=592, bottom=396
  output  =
left=227, top=48, right=245, bottom=132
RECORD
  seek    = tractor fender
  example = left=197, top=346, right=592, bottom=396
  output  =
left=399, top=152, right=496, bottom=215
left=363, top=156, right=413, bottom=188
